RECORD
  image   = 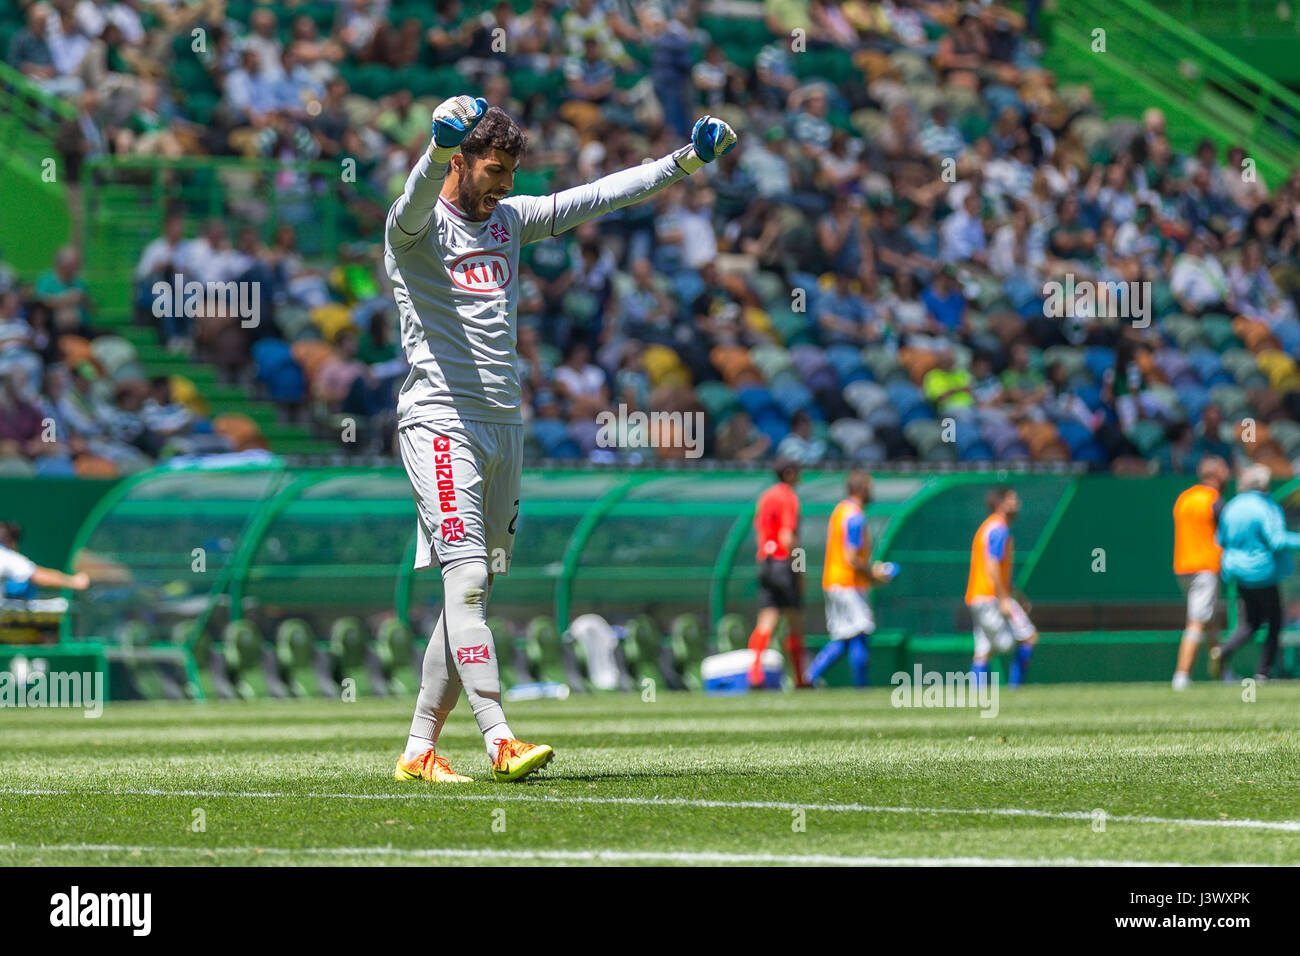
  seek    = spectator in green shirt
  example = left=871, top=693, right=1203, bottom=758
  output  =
left=923, top=347, right=975, bottom=416
left=34, top=246, right=92, bottom=335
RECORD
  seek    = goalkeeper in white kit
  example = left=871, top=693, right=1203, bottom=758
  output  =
left=388, top=95, right=737, bottom=783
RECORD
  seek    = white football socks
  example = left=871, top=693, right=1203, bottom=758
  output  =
left=484, top=723, right=514, bottom=762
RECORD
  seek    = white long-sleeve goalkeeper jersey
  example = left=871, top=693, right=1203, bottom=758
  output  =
left=384, top=148, right=690, bottom=427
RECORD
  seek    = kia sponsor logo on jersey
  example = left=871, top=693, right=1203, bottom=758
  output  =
left=449, top=251, right=512, bottom=293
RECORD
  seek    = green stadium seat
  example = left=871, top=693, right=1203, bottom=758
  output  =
left=622, top=614, right=663, bottom=687
left=275, top=618, right=319, bottom=697
left=392, top=0, right=441, bottom=30
left=374, top=618, right=419, bottom=694
left=328, top=617, right=369, bottom=697
left=111, top=622, right=153, bottom=699
left=713, top=613, right=746, bottom=653
left=1209, top=383, right=1250, bottom=420
left=1043, top=345, right=1086, bottom=379
left=768, top=367, right=804, bottom=391
left=751, top=343, right=794, bottom=380
left=0, top=456, right=35, bottom=477
left=524, top=615, right=567, bottom=684
left=667, top=613, right=705, bottom=691
left=225, top=0, right=255, bottom=23
left=188, top=626, right=238, bottom=700
left=960, top=112, right=992, bottom=142
left=90, top=335, right=138, bottom=379
left=904, top=81, right=944, bottom=117
left=695, top=381, right=740, bottom=422
left=1165, top=314, right=1207, bottom=351
left=486, top=616, right=525, bottom=687
left=698, top=14, right=772, bottom=50
left=863, top=349, right=906, bottom=384
left=768, top=307, right=809, bottom=346
left=302, top=2, right=336, bottom=32
left=1221, top=348, right=1260, bottom=384
left=1145, top=384, right=1182, bottom=419
left=1269, top=419, right=1300, bottom=457
left=1150, top=281, right=1177, bottom=317
left=223, top=619, right=273, bottom=699
left=1202, top=314, right=1239, bottom=352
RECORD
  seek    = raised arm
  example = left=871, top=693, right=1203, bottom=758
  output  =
left=387, top=96, right=488, bottom=249
left=508, top=115, right=737, bottom=245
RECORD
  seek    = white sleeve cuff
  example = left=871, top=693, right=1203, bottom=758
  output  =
left=430, top=144, right=458, bottom=165
left=672, top=144, right=705, bottom=175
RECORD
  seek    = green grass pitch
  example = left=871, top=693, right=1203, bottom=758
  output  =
left=1, top=683, right=1297, bottom=866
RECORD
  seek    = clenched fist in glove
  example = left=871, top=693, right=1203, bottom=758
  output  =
left=672, top=115, right=738, bottom=174
left=431, top=95, right=488, bottom=150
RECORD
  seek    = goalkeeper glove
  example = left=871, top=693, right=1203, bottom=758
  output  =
left=673, top=115, right=738, bottom=174
left=432, top=95, right=488, bottom=149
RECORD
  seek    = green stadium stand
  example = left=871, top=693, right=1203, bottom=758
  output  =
left=1046, top=0, right=1300, bottom=184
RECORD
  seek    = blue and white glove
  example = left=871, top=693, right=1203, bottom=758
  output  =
left=673, top=115, right=738, bottom=173
left=432, top=95, right=488, bottom=150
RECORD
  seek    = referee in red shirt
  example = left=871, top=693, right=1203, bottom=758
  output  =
left=747, top=457, right=808, bottom=688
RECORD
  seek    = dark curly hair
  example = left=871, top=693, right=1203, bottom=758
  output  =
left=460, top=106, right=528, bottom=161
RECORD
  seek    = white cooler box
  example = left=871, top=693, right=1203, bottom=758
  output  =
left=701, top=649, right=784, bottom=694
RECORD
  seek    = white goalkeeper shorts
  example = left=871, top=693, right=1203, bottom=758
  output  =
left=824, top=586, right=875, bottom=641
left=969, top=598, right=1035, bottom=658
left=398, top=419, right=522, bottom=573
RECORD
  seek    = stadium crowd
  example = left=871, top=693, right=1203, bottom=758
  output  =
left=6, top=0, right=1300, bottom=476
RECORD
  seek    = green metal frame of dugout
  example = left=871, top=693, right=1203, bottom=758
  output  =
left=58, top=461, right=934, bottom=647
left=57, top=461, right=1300, bottom=695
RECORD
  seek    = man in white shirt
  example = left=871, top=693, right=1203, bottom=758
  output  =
left=135, top=214, right=188, bottom=280
left=941, top=191, right=987, bottom=266
left=182, top=219, right=243, bottom=284
left=46, top=5, right=92, bottom=87
left=1171, top=230, right=1229, bottom=315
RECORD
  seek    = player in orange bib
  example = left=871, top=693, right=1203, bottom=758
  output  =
left=1170, top=456, right=1228, bottom=689
left=806, top=470, right=897, bottom=687
left=965, top=486, right=1037, bottom=687
left=747, top=457, right=807, bottom=687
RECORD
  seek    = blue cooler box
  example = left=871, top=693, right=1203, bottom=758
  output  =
left=701, top=649, right=784, bottom=694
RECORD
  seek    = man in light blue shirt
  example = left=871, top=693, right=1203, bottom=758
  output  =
left=1212, top=464, right=1300, bottom=680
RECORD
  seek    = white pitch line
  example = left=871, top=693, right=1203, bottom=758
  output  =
left=0, top=843, right=1241, bottom=867
left=3, top=786, right=1299, bottom=833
